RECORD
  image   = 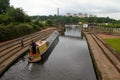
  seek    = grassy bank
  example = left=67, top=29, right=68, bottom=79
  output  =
left=104, top=38, right=120, bottom=54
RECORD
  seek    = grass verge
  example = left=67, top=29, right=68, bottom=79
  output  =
left=104, top=38, right=120, bottom=54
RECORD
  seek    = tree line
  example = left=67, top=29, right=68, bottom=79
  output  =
left=30, top=15, right=120, bottom=26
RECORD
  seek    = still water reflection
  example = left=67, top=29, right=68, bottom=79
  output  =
left=1, top=25, right=97, bottom=80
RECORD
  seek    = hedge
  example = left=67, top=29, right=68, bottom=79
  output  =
left=0, top=23, right=42, bottom=41
left=100, top=24, right=120, bottom=28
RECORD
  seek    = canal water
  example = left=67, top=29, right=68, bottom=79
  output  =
left=1, top=25, right=97, bottom=80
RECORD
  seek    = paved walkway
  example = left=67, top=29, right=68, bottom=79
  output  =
left=84, top=32, right=120, bottom=80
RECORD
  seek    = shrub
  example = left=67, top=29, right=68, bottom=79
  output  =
left=100, top=24, right=120, bottom=28
left=0, top=23, right=41, bottom=42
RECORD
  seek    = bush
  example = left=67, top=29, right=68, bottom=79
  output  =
left=100, top=24, right=120, bottom=28
left=45, top=19, right=53, bottom=26
left=33, top=20, right=45, bottom=29
left=0, top=23, right=41, bottom=42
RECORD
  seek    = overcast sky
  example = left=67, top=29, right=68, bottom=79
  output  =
left=10, top=0, right=120, bottom=20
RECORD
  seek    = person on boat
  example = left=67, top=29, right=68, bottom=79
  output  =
left=31, top=40, right=37, bottom=54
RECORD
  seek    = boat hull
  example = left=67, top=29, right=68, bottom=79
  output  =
left=28, top=56, right=41, bottom=63
left=28, top=31, right=59, bottom=63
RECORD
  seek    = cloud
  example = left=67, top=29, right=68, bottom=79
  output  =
left=10, top=0, right=120, bottom=19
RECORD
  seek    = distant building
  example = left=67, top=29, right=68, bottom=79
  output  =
left=66, top=13, right=71, bottom=16
left=66, top=12, right=96, bottom=18
left=77, top=13, right=83, bottom=17
left=94, top=15, right=97, bottom=17
left=84, top=14, right=88, bottom=17
left=73, top=13, right=77, bottom=17
left=89, top=14, right=93, bottom=17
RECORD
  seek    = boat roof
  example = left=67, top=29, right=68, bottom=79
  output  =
left=36, top=40, right=47, bottom=46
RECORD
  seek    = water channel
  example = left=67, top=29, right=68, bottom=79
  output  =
left=1, top=25, right=97, bottom=80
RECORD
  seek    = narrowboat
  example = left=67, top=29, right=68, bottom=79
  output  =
left=28, top=31, right=59, bottom=63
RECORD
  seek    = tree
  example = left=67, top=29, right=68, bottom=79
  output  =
left=0, top=0, right=10, bottom=14
left=6, top=7, right=30, bottom=23
left=0, top=14, right=11, bottom=25
left=45, top=19, right=53, bottom=26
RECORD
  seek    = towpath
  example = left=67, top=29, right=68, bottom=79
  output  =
left=84, top=32, right=120, bottom=80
